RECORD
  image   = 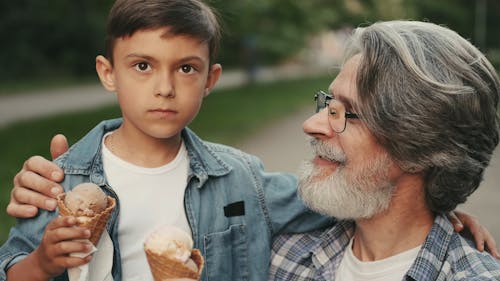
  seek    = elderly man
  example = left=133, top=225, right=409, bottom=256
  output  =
left=269, top=20, right=500, bottom=280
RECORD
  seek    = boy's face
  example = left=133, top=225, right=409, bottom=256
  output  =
left=96, top=27, right=221, bottom=142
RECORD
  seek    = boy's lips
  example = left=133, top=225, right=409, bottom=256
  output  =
left=149, top=108, right=177, bottom=118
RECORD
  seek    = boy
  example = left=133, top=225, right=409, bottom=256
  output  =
left=0, top=0, right=330, bottom=280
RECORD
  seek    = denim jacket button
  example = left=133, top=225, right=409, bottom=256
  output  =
left=92, top=174, right=103, bottom=183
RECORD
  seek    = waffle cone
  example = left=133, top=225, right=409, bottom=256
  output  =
left=145, top=248, right=204, bottom=280
left=57, top=193, right=116, bottom=246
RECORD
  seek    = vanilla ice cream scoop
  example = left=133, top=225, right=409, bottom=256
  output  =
left=144, top=226, right=194, bottom=262
left=64, top=182, right=108, bottom=216
left=144, top=226, right=203, bottom=280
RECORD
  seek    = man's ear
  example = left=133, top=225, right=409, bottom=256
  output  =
left=95, top=55, right=116, bottom=92
left=204, top=63, right=222, bottom=97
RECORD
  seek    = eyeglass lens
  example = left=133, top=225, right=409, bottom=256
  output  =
left=314, top=91, right=348, bottom=133
left=327, top=99, right=348, bottom=133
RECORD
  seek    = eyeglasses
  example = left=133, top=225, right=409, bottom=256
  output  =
left=314, top=90, right=359, bottom=133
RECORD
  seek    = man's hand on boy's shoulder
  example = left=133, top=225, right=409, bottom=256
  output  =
left=7, top=135, right=68, bottom=218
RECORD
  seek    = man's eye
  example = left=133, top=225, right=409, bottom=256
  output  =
left=329, top=108, right=338, bottom=117
left=134, top=62, right=151, bottom=72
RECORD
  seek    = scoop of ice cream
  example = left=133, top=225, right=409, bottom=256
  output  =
left=184, top=258, right=199, bottom=273
left=64, top=182, right=108, bottom=216
left=144, top=226, right=194, bottom=263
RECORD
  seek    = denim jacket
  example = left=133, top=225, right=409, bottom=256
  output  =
left=0, top=118, right=331, bottom=281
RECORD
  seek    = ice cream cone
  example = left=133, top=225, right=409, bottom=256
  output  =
left=145, top=247, right=204, bottom=280
left=57, top=193, right=116, bottom=246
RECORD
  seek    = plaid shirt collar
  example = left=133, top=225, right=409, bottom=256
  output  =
left=270, top=214, right=497, bottom=281
left=309, top=220, right=354, bottom=277
left=405, top=214, right=455, bottom=280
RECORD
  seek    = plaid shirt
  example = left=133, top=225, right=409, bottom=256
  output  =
left=269, top=214, right=500, bottom=280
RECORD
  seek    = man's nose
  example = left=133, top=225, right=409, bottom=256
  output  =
left=303, top=108, right=335, bottom=139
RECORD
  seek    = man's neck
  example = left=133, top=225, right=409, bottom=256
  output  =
left=351, top=174, right=434, bottom=261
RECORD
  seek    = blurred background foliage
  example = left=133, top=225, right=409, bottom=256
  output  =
left=0, top=0, right=498, bottom=83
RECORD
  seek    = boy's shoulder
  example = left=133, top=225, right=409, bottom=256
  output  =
left=202, top=139, right=250, bottom=157
left=182, top=127, right=263, bottom=165
left=54, top=119, right=121, bottom=169
left=181, top=128, right=298, bottom=184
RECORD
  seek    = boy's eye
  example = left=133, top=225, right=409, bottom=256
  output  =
left=134, top=62, right=151, bottom=72
left=179, top=64, right=195, bottom=74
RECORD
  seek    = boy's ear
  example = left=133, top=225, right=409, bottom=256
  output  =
left=204, top=63, right=222, bottom=97
left=95, top=55, right=116, bottom=92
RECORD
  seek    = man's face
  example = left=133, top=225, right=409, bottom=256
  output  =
left=298, top=55, right=403, bottom=220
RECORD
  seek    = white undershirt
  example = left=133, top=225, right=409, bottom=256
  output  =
left=334, top=238, right=421, bottom=281
left=102, top=132, right=191, bottom=281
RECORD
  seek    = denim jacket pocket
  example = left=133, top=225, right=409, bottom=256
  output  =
left=203, top=224, right=248, bottom=281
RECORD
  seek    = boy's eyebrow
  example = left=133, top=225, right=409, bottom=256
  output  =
left=176, top=55, right=206, bottom=65
left=125, top=53, right=156, bottom=61
left=124, top=53, right=206, bottom=65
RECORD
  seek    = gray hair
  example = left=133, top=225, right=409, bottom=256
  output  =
left=344, top=20, right=500, bottom=213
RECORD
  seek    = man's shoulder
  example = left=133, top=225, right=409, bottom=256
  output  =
left=412, top=215, right=500, bottom=280
left=445, top=233, right=500, bottom=279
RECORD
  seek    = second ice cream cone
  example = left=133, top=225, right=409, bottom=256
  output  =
left=145, top=248, right=204, bottom=280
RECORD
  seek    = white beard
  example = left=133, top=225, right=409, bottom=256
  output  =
left=297, top=139, right=396, bottom=220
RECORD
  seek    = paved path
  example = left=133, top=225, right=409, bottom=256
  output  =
left=236, top=107, right=500, bottom=244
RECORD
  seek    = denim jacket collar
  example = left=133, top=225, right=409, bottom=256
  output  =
left=57, top=118, right=232, bottom=188
left=181, top=126, right=232, bottom=188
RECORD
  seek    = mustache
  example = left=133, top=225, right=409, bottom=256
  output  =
left=308, top=137, right=347, bottom=164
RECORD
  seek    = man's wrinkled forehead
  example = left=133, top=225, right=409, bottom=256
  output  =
left=329, top=55, right=362, bottom=108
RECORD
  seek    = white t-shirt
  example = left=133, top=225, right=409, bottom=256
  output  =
left=102, top=132, right=191, bottom=281
left=334, top=238, right=421, bottom=281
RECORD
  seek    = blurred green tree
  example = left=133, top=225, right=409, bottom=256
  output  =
left=211, top=0, right=342, bottom=66
left=1, top=0, right=497, bottom=84
left=407, top=0, right=500, bottom=68
left=0, top=0, right=112, bottom=81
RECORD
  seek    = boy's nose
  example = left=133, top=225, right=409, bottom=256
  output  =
left=155, top=73, right=175, bottom=98
left=303, top=108, right=335, bottom=139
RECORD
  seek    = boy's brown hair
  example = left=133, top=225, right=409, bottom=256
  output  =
left=105, top=0, right=221, bottom=65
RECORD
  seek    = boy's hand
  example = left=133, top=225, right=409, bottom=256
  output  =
left=33, top=216, right=93, bottom=279
left=448, top=210, right=500, bottom=259
left=6, top=134, right=68, bottom=218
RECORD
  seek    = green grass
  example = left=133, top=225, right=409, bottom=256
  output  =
left=0, top=74, right=333, bottom=244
